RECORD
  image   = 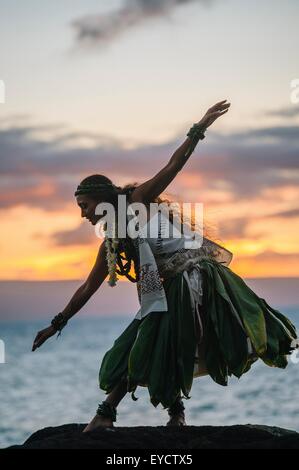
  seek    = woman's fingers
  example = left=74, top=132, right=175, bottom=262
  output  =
left=32, top=332, right=46, bottom=351
left=213, top=99, right=227, bottom=107
left=208, top=100, right=226, bottom=111
left=32, top=339, right=40, bottom=351
left=204, top=109, right=229, bottom=127
left=209, top=101, right=230, bottom=112
left=209, top=107, right=230, bottom=117
left=32, top=338, right=43, bottom=351
left=200, top=102, right=230, bottom=129
left=216, top=108, right=229, bottom=115
left=208, top=110, right=225, bottom=118
left=214, top=103, right=230, bottom=112
left=33, top=331, right=42, bottom=343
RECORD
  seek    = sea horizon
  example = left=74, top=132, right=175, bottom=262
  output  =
left=1, top=278, right=298, bottom=448
left=0, top=306, right=298, bottom=448
left=0, top=277, right=298, bottom=322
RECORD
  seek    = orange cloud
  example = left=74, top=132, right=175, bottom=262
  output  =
left=1, top=120, right=299, bottom=280
left=231, top=250, right=299, bottom=278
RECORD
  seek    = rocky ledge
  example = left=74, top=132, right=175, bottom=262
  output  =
left=6, top=424, right=299, bottom=449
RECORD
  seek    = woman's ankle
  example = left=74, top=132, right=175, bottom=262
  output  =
left=168, top=397, right=185, bottom=418
left=96, top=400, right=117, bottom=423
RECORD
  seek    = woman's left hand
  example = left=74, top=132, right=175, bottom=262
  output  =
left=197, top=99, right=231, bottom=130
left=32, top=325, right=56, bottom=351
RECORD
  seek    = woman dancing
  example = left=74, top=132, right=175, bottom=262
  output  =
left=32, top=100, right=297, bottom=431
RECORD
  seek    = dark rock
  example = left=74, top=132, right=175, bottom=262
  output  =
left=6, top=424, right=299, bottom=449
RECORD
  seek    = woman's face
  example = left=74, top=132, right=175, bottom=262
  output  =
left=76, top=194, right=104, bottom=225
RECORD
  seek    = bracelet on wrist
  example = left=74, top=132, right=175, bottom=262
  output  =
left=186, top=123, right=206, bottom=141
left=51, top=312, right=68, bottom=337
left=184, top=123, right=206, bottom=159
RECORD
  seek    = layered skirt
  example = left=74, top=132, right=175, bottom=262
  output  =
left=99, top=258, right=297, bottom=409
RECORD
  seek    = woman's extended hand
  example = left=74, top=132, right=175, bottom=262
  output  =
left=32, top=325, right=57, bottom=351
left=197, top=99, right=231, bottom=130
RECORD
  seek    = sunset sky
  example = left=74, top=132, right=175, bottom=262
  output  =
left=1, top=0, right=299, bottom=282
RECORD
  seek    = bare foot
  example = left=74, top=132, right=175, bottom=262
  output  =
left=82, top=414, right=114, bottom=433
left=166, top=414, right=186, bottom=426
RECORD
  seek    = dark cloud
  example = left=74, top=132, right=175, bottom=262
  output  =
left=217, top=217, right=249, bottom=239
left=264, top=208, right=299, bottom=219
left=0, top=123, right=149, bottom=211
left=49, top=222, right=98, bottom=247
left=229, top=126, right=299, bottom=142
left=0, top=118, right=299, bottom=212
left=265, top=107, right=299, bottom=119
left=216, top=207, right=299, bottom=241
left=193, top=124, right=299, bottom=198
left=238, top=249, right=299, bottom=262
left=71, top=0, right=212, bottom=47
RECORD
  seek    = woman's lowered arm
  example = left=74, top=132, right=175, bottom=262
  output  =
left=32, top=241, right=108, bottom=351
left=57, top=241, right=108, bottom=322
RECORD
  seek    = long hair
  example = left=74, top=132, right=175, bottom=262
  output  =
left=78, top=175, right=219, bottom=283
left=78, top=175, right=140, bottom=283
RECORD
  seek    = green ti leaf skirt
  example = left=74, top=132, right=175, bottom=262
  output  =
left=98, top=258, right=297, bottom=409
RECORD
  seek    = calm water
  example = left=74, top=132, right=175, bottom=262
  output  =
left=0, top=307, right=298, bottom=448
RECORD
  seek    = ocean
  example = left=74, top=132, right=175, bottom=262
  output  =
left=0, top=307, right=298, bottom=448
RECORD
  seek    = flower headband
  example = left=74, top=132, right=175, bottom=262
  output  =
left=74, top=182, right=116, bottom=197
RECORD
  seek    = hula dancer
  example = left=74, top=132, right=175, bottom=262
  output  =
left=32, top=100, right=297, bottom=431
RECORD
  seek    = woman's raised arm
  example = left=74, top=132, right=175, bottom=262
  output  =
left=32, top=241, right=108, bottom=351
left=131, top=100, right=230, bottom=203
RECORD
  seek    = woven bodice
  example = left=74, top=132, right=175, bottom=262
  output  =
left=128, top=205, right=233, bottom=279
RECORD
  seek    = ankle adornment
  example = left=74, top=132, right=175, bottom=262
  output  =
left=96, top=401, right=117, bottom=422
left=168, top=398, right=185, bottom=417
